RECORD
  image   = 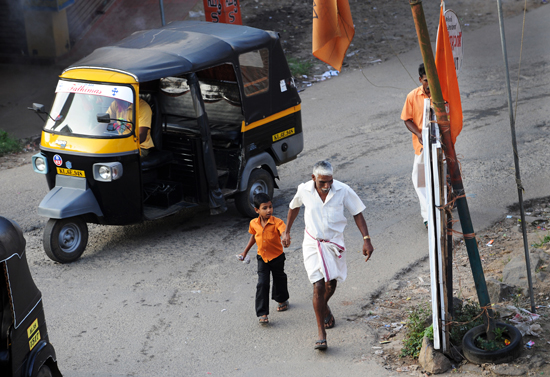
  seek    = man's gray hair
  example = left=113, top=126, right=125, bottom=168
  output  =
left=313, top=160, right=333, bottom=177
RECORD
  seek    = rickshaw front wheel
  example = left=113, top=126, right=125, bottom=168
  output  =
left=43, top=217, right=89, bottom=263
left=235, top=168, right=274, bottom=218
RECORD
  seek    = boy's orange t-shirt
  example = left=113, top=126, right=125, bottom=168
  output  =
left=249, top=216, right=286, bottom=262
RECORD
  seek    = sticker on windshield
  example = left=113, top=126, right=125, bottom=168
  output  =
left=55, top=80, right=134, bottom=103
left=53, top=154, right=63, bottom=166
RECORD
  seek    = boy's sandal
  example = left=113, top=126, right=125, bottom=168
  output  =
left=259, top=315, right=269, bottom=324
left=314, top=339, right=328, bottom=350
left=277, top=300, right=289, bottom=312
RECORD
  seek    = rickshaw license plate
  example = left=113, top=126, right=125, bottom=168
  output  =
left=272, top=127, right=295, bottom=142
left=57, top=167, right=85, bottom=177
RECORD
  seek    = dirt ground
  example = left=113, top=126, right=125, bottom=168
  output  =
left=240, top=0, right=546, bottom=88
left=362, top=196, right=550, bottom=375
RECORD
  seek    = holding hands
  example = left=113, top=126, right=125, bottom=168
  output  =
left=281, top=231, right=291, bottom=248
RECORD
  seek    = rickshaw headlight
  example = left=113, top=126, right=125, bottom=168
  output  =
left=35, top=157, right=46, bottom=171
left=32, top=153, right=48, bottom=174
left=99, top=166, right=111, bottom=180
left=93, top=162, right=123, bottom=182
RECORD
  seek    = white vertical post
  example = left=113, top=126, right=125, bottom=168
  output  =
left=423, top=99, right=440, bottom=350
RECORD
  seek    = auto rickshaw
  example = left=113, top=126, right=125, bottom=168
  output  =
left=30, top=21, right=303, bottom=263
left=0, top=217, right=62, bottom=377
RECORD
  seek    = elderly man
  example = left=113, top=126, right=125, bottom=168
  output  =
left=282, top=160, right=374, bottom=350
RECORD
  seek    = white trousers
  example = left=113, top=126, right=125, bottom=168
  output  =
left=412, top=152, right=428, bottom=222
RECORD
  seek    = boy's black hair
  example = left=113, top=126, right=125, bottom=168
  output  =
left=253, top=193, right=272, bottom=209
left=418, top=63, right=426, bottom=78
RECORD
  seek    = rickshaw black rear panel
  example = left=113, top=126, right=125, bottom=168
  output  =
left=243, top=111, right=302, bottom=160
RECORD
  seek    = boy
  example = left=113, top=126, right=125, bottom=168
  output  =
left=238, top=193, right=290, bottom=324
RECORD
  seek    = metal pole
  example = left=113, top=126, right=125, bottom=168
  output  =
left=496, top=0, right=535, bottom=313
left=159, top=0, right=166, bottom=26
left=409, top=0, right=495, bottom=338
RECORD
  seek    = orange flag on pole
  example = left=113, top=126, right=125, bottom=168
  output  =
left=435, top=4, right=463, bottom=145
left=312, top=0, right=355, bottom=72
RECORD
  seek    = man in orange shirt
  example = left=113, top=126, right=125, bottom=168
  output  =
left=401, top=63, right=430, bottom=228
left=238, top=193, right=289, bottom=325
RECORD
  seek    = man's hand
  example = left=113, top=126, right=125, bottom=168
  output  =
left=363, top=239, right=374, bottom=262
left=281, top=230, right=291, bottom=248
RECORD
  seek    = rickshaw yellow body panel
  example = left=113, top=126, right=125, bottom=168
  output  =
left=241, top=104, right=301, bottom=133
left=61, top=68, right=138, bottom=85
left=41, top=132, right=139, bottom=155
left=44, top=69, right=141, bottom=154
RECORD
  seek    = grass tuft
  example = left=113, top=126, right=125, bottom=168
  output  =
left=401, top=303, right=431, bottom=358
left=0, top=130, right=22, bottom=157
left=287, top=57, right=314, bottom=77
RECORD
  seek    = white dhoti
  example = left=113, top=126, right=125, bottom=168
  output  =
left=303, top=230, right=347, bottom=283
left=412, top=152, right=428, bottom=222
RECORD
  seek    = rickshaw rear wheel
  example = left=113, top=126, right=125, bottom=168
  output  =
left=36, top=364, right=53, bottom=377
left=235, top=168, right=274, bottom=218
left=43, top=217, right=89, bottom=263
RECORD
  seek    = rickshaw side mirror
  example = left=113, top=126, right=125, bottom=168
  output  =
left=97, top=113, right=111, bottom=123
left=28, top=103, right=45, bottom=113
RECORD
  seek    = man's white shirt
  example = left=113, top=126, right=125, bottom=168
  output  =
left=289, top=179, right=366, bottom=247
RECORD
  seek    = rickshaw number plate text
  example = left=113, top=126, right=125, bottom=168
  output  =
left=272, top=128, right=295, bottom=142
left=29, top=330, right=41, bottom=351
left=57, top=167, right=85, bottom=177
left=27, top=318, right=39, bottom=338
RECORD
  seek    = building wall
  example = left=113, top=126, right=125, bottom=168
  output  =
left=0, top=0, right=114, bottom=60
left=0, top=0, right=27, bottom=57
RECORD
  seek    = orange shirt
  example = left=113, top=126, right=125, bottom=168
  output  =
left=401, top=86, right=431, bottom=155
left=249, top=216, right=286, bottom=262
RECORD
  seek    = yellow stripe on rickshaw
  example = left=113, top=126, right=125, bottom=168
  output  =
left=241, top=104, right=301, bottom=133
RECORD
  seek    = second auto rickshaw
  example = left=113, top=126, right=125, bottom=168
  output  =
left=0, top=217, right=62, bottom=377
left=31, top=21, right=303, bottom=263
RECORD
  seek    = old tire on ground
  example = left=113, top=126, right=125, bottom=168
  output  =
left=235, top=168, right=274, bottom=218
left=462, top=322, right=522, bottom=365
left=43, top=217, right=88, bottom=263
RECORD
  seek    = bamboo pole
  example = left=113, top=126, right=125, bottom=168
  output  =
left=409, top=0, right=495, bottom=338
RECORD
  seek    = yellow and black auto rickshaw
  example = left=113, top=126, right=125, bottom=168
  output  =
left=31, top=21, right=303, bottom=263
left=0, top=217, right=62, bottom=377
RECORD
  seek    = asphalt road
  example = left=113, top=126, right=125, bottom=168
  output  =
left=1, top=6, right=549, bottom=376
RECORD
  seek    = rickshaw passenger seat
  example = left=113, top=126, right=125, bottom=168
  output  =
left=164, top=120, right=240, bottom=145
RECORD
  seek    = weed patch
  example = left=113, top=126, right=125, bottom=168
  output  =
left=449, top=301, right=485, bottom=346
left=287, top=57, right=313, bottom=77
left=0, top=131, right=21, bottom=157
left=401, top=303, right=431, bottom=358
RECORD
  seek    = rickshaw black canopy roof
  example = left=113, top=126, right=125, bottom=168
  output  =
left=67, top=21, right=277, bottom=82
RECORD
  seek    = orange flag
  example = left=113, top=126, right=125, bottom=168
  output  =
left=435, top=5, right=463, bottom=145
left=312, top=0, right=355, bottom=72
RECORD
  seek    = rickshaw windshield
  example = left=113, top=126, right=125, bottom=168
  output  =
left=44, top=80, right=135, bottom=138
